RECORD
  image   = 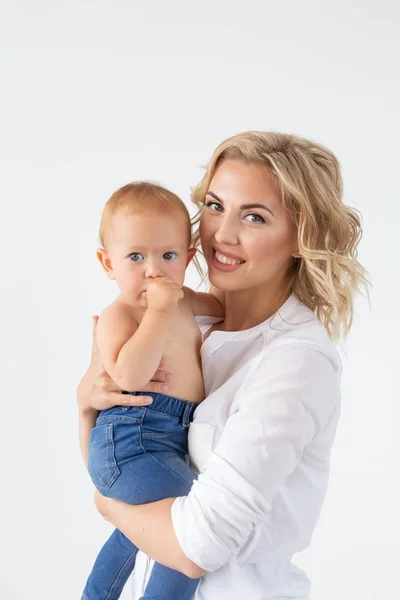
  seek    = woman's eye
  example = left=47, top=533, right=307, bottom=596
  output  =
left=129, top=252, right=144, bottom=262
left=245, top=213, right=265, bottom=224
left=205, top=201, right=223, bottom=212
left=163, top=252, right=177, bottom=261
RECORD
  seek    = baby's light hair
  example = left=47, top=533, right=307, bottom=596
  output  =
left=99, top=181, right=192, bottom=249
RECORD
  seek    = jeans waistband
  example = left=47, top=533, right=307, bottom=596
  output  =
left=121, top=391, right=197, bottom=426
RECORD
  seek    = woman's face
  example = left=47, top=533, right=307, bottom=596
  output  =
left=199, top=160, right=299, bottom=294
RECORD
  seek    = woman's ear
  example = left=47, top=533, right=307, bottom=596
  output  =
left=96, top=248, right=115, bottom=280
left=291, top=238, right=301, bottom=259
left=186, top=247, right=197, bottom=266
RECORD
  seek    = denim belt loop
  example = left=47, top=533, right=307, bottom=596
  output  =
left=182, top=402, right=195, bottom=427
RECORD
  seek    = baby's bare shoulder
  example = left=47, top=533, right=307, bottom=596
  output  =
left=99, top=297, right=138, bottom=328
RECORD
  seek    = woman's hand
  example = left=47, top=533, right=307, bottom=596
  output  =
left=93, top=489, right=204, bottom=578
left=94, top=490, right=117, bottom=522
left=77, top=316, right=172, bottom=413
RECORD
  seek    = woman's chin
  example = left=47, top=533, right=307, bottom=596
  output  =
left=208, top=270, right=241, bottom=291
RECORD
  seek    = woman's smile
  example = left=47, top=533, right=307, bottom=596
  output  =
left=212, top=247, right=246, bottom=271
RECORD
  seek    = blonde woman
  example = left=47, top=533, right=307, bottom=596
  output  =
left=78, top=131, right=369, bottom=600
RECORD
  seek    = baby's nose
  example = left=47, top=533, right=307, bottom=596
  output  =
left=145, top=260, right=164, bottom=279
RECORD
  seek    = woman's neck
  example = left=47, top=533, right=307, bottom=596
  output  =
left=222, top=284, right=292, bottom=332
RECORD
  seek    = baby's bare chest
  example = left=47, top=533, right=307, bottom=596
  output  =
left=165, top=308, right=202, bottom=354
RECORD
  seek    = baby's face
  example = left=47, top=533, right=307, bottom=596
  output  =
left=104, top=211, right=192, bottom=306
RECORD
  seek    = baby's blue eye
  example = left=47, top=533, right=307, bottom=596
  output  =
left=163, top=252, right=177, bottom=261
left=129, top=252, right=144, bottom=262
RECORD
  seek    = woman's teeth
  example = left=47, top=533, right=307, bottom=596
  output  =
left=215, top=251, right=244, bottom=265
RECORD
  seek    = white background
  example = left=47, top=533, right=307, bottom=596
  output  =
left=0, top=1, right=399, bottom=599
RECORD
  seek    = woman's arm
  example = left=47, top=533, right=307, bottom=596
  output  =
left=95, top=344, right=340, bottom=573
left=94, top=493, right=205, bottom=579
left=79, top=407, right=98, bottom=468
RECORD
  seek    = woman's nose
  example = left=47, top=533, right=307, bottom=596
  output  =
left=214, top=214, right=240, bottom=246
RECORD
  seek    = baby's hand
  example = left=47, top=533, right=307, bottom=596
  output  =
left=146, top=276, right=184, bottom=313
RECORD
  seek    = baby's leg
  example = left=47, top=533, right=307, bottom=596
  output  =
left=114, top=450, right=199, bottom=600
left=84, top=400, right=199, bottom=600
left=85, top=450, right=199, bottom=600
left=82, top=416, right=144, bottom=600
left=82, top=528, right=138, bottom=600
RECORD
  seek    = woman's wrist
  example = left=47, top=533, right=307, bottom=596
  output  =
left=77, top=366, right=97, bottom=413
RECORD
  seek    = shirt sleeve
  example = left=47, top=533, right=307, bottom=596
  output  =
left=171, top=344, right=340, bottom=571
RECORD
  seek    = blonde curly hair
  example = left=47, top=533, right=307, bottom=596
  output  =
left=190, top=131, right=370, bottom=341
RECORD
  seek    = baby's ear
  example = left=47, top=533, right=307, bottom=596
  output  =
left=186, top=247, right=197, bottom=266
left=96, top=248, right=115, bottom=280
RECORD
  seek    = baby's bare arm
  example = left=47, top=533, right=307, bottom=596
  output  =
left=97, top=302, right=172, bottom=392
left=77, top=316, right=171, bottom=467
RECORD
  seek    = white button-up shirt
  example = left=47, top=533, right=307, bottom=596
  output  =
left=132, top=294, right=341, bottom=599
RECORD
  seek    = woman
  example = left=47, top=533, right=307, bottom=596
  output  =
left=78, top=131, right=369, bottom=599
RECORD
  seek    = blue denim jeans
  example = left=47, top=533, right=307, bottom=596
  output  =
left=82, top=393, right=199, bottom=600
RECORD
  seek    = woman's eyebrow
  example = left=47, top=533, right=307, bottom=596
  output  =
left=206, top=191, right=275, bottom=217
left=206, top=191, right=224, bottom=203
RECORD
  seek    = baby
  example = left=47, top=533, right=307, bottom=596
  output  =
left=82, top=182, right=224, bottom=600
